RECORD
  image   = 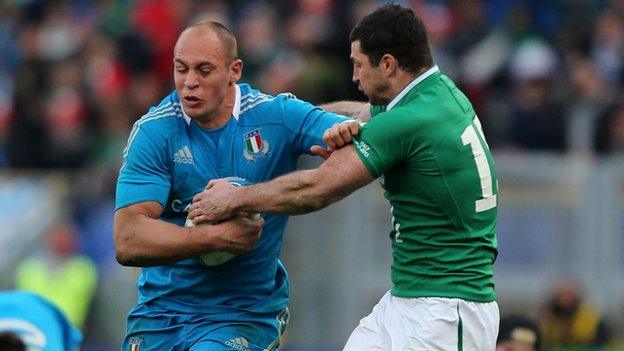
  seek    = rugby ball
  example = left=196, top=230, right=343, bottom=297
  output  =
left=186, top=177, right=260, bottom=266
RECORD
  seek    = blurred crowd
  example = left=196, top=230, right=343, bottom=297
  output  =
left=1, top=0, right=624, bottom=350
left=2, top=0, right=624, bottom=174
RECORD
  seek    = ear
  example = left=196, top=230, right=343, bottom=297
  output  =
left=230, top=58, right=243, bottom=83
left=380, top=54, right=397, bottom=77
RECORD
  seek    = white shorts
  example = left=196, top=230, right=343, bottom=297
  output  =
left=343, top=291, right=499, bottom=351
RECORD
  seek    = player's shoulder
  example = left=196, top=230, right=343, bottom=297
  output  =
left=381, top=75, right=472, bottom=125
left=0, top=290, right=49, bottom=309
left=237, top=83, right=299, bottom=124
left=131, top=91, right=187, bottom=136
left=239, top=84, right=273, bottom=114
left=364, top=99, right=450, bottom=140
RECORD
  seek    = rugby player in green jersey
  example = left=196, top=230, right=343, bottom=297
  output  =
left=189, top=4, right=500, bottom=350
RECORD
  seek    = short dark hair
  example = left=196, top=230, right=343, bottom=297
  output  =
left=185, top=20, right=238, bottom=60
left=349, top=3, right=433, bottom=73
left=0, top=332, right=26, bottom=351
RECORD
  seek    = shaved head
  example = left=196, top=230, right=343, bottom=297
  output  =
left=178, top=21, right=238, bottom=61
left=173, top=20, right=243, bottom=128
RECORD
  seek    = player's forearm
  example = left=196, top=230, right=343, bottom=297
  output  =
left=232, top=170, right=344, bottom=215
left=114, top=212, right=219, bottom=267
left=320, top=101, right=370, bottom=121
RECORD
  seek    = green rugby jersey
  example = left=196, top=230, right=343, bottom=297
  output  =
left=353, top=66, right=498, bottom=302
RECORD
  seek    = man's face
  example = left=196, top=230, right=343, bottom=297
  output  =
left=350, top=40, right=391, bottom=105
left=173, top=29, right=237, bottom=122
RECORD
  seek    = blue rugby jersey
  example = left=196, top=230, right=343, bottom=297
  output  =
left=116, top=83, right=347, bottom=316
left=0, top=291, right=82, bottom=351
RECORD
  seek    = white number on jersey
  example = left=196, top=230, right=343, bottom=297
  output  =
left=461, top=117, right=497, bottom=212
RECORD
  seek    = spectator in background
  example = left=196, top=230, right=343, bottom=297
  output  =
left=254, top=1, right=351, bottom=103
left=14, top=222, right=97, bottom=330
left=565, top=55, right=612, bottom=154
left=497, top=314, right=541, bottom=351
left=6, top=23, right=50, bottom=168
left=590, top=10, right=624, bottom=87
left=44, top=59, right=91, bottom=168
left=539, top=281, right=610, bottom=348
left=236, top=3, right=282, bottom=84
left=507, top=39, right=567, bottom=152
left=594, top=100, right=624, bottom=154
left=0, top=290, right=82, bottom=351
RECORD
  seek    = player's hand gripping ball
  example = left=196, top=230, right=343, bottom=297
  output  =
left=185, top=177, right=261, bottom=266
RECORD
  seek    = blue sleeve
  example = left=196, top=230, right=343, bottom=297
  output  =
left=115, top=124, right=172, bottom=210
left=279, top=95, right=349, bottom=155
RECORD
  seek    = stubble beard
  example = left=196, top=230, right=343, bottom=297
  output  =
left=367, top=80, right=392, bottom=106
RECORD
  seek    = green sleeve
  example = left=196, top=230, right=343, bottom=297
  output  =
left=353, top=110, right=413, bottom=178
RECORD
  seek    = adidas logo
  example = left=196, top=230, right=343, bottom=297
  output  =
left=173, top=146, right=194, bottom=164
left=224, top=337, right=250, bottom=351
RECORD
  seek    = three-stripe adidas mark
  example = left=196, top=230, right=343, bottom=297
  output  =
left=225, top=337, right=250, bottom=351
left=173, top=146, right=194, bottom=164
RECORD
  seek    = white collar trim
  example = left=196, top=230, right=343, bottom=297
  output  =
left=386, top=65, right=439, bottom=111
left=232, top=84, right=241, bottom=120
left=181, top=84, right=241, bottom=125
left=182, top=104, right=191, bottom=125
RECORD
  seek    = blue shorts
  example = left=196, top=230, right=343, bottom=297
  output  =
left=121, top=307, right=289, bottom=351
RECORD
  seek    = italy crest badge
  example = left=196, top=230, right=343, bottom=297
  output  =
left=243, top=129, right=269, bottom=161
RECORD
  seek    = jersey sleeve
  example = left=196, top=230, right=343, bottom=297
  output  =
left=352, top=111, right=413, bottom=178
left=115, top=124, right=172, bottom=210
left=278, top=95, right=349, bottom=155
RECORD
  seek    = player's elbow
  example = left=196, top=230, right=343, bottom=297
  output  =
left=114, top=231, right=134, bottom=266
left=115, top=250, right=133, bottom=267
left=113, top=214, right=137, bottom=266
left=114, top=239, right=135, bottom=266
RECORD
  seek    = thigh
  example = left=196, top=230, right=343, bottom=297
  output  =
left=344, top=296, right=499, bottom=351
left=345, top=294, right=458, bottom=351
left=121, top=314, right=186, bottom=351
left=397, top=297, right=461, bottom=350
left=392, top=297, right=499, bottom=351
left=345, top=296, right=462, bottom=350
left=189, top=308, right=290, bottom=351
left=458, top=300, right=499, bottom=351
left=343, top=291, right=391, bottom=351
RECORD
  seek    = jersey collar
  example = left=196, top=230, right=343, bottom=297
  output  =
left=386, top=65, right=439, bottom=111
left=232, top=84, right=241, bottom=120
left=181, top=84, right=242, bottom=125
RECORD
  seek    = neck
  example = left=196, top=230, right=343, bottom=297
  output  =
left=197, top=84, right=236, bottom=129
left=387, top=66, right=429, bottom=102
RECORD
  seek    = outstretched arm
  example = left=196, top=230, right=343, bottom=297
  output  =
left=320, top=101, right=371, bottom=121
left=189, top=145, right=375, bottom=223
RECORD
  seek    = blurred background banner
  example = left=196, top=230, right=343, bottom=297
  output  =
left=1, top=0, right=624, bottom=350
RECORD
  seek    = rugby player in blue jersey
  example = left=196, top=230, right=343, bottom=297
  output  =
left=113, top=21, right=361, bottom=351
left=0, top=291, right=82, bottom=351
